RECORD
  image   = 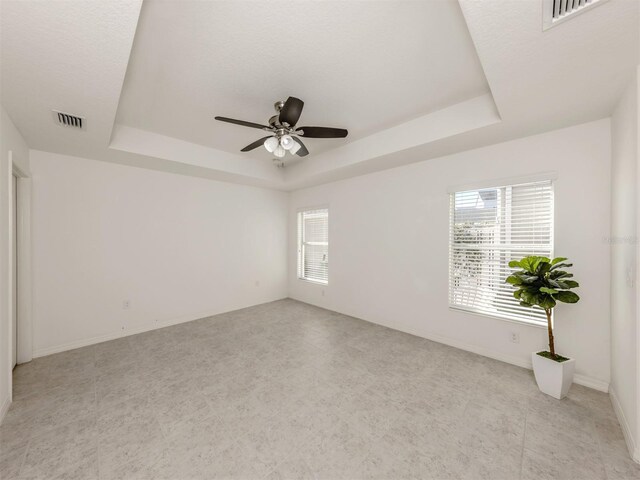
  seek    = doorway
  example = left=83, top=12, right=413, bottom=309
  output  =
left=9, top=154, right=32, bottom=371
left=11, top=174, right=17, bottom=369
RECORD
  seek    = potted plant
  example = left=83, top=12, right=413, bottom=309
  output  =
left=506, top=256, right=580, bottom=399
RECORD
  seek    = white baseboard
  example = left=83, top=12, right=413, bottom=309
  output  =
left=394, top=322, right=608, bottom=392
left=33, top=297, right=288, bottom=358
left=572, top=373, right=610, bottom=392
left=31, top=295, right=610, bottom=395
left=610, top=386, right=640, bottom=463
left=0, top=395, right=10, bottom=425
left=291, top=297, right=609, bottom=393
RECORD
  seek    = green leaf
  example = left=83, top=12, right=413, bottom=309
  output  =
left=550, top=263, right=573, bottom=271
left=555, top=291, right=580, bottom=303
left=540, top=287, right=558, bottom=294
left=505, top=275, right=522, bottom=285
left=522, top=256, right=550, bottom=274
left=539, top=294, right=557, bottom=309
left=517, top=258, right=532, bottom=273
left=520, top=290, right=539, bottom=306
left=551, top=257, right=568, bottom=265
left=508, top=260, right=522, bottom=268
left=562, top=280, right=579, bottom=288
left=556, top=272, right=574, bottom=279
left=520, top=274, right=539, bottom=284
left=537, top=262, right=552, bottom=274
left=520, top=257, right=540, bottom=273
left=533, top=256, right=550, bottom=269
left=549, top=271, right=574, bottom=279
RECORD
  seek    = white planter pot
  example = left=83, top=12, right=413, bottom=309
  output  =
left=531, top=352, right=575, bottom=399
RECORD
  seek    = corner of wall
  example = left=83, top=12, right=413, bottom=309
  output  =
left=0, top=393, right=10, bottom=425
left=610, top=385, right=640, bottom=463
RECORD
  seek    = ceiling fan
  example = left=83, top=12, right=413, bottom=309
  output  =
left=215, top=96, right=348, bottom=159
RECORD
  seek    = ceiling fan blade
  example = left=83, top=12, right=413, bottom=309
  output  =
left=241, top=136, right=273, bottom=152
left=215, top=116, right=271, bottom=130
left=293, top=137, right=309, bottom=157
left=298, top=126, right=348, bottom=138
left=279, top=97, right=304, bottom=127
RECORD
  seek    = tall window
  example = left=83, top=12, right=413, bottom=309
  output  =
left=449, top=180, right=553, bottom=325
left=297, top=208, right=329, bottom=284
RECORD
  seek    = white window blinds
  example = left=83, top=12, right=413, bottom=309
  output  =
left=298, top=208, right=329, bottom=284
left=449, top=180, right=553, bottom=324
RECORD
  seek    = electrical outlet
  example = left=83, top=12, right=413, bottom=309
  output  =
left=122, top=300, right=130, bottom=310
left=321, top=290, right=325, bottom=297
left=510, top=332, right=520, bottom=344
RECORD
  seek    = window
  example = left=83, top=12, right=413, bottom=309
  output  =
left=449, top=180, right=553, bottom=325
left=297, top=208, right=329, bottom=284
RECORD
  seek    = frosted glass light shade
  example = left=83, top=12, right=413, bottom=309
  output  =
left=264, top=137, right=279, bottom=153
left=280, top=135, right=295, bottom=150
left=289, top=141, right=301, bottom=155
left=274, top=145, right=286, bottom=158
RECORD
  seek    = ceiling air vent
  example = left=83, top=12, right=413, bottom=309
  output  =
left=52, top=110, right=84, bottom=130
left=543, top=0, right=609, bottom=30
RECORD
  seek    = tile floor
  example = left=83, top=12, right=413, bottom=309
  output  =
left=1, top=299, right=638, bottom=479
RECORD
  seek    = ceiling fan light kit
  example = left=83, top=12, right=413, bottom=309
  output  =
left=214, top=96, right=348, bottom=161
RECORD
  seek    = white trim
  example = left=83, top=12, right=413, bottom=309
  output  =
left=32, top=298, right=287, bottom=358
left=448, top=306, right=546, bottom=329
left=13, top=171, right=32, bottom=365
left=0, top=395, right=10, bottom=425
left=610, top=386, right=640, bottom=463
left=295, top=203, right=330, bottom=214
left=446, top=171, right=558, bottom=194
left=572, top=373, right=609, bottom=392
left=298, top=277, right=328, bottom=286
left=291, top=297, right=609, bottom=392
left=5, top=152, right=13, bottom=402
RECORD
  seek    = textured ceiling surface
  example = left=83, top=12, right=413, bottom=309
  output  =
left=0, top=0, right=638, bottom=190
left=115, top=0, right=489, bottom=158
left=459, top=0, right=639, bottom=132
left=0, top=0, right=143, bottom=155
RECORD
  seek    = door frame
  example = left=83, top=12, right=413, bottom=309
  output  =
left=8, top=152, right=32, bottom=371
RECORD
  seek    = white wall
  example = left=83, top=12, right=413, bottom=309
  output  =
left=289, top=119, right=612, bottom=390
left=0, top=105, right=30, bottom=420
left=30, top=150, right=288, bottom=356
left=610, top=68, right=639, bottom=461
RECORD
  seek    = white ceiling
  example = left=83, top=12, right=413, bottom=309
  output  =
left=116, top=0, right=489, bottom=160
left=284, top=0, right=640, bottom=188
left=1, top=0, right=638, bottom=190
left=0, top=0, right=143, bottom=156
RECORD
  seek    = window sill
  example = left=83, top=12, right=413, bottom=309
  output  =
left=448, top=306, right=546, bottom=329
left=298, top=277, right=328, bottom=286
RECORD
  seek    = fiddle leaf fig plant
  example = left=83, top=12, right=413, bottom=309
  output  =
left=505, top=256, right=580, bottom=361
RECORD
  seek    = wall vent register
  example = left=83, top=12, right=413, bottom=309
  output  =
left=53, top=110, right=84, bottom=129
left=543, top=0, right=609, bottom=30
